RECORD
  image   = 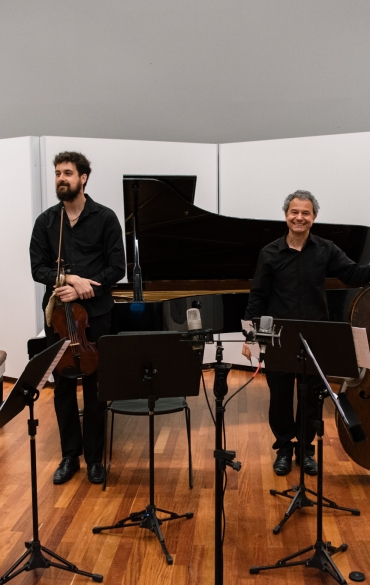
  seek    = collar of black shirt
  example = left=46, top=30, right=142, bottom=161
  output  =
left=278, top=231, right=318, bottom=252
left=51, top=194, right=99, bottom=219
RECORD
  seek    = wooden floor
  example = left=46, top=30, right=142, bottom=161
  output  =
left=1, top=370, right=370, bottom=585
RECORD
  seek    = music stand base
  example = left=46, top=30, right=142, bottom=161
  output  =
left=0, top=540, right=103, bottom=584
left=250, top=540, right=348, bottom=585
left=93, top=504, right=193, bottom=565
left=270, top=484, right=360, bottom=534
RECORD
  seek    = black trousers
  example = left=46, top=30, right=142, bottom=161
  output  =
left=45, top=311, right=111, bottom=464
left=265, top=371, right=323, bottom=457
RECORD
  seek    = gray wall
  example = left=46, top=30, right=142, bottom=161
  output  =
left=1, top=0, right=370, bottom=144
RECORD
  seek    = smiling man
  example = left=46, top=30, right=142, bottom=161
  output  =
left=243, top=190, right=370, bottom=476
left=30, top=152, right=125, bottom=485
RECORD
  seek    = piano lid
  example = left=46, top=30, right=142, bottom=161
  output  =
left=123, top=175, right=370, bottom=283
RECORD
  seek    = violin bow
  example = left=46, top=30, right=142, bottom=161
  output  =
left=56, top=207, right=65, bottom=286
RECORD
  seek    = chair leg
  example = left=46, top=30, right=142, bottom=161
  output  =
left=102, top=408, right=109, bottom=491
left=103, top=410, right=116, bottom=491
left=109, top=412, right=115, bottom=462
left=184, top=406, right=193, bottom=488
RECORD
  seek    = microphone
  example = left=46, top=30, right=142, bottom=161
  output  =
left=186, top=308, right=204, bottom=353
left=259, top=315, right=273, bottom=334
left=243, top=316, right=282, bottom=363
left=187, top=308, right=203, bottom=332
left=185, top=309, right=213, bottom=363
left=258, top=316, right=273, bottom=363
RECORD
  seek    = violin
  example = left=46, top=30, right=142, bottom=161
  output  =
left=336, top=284, right=370, bottom=468
left=52, top=300, right=98, bottom=378
left=51, top=207, right=98, bottom=379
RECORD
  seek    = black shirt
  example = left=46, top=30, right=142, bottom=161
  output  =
left=30, top=194, right=126, bottom=317
left=245, top=233, right=370, bottom=321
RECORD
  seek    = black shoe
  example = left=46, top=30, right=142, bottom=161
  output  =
left=53, top=457, right=80, bottom=484
left=273, top=454, right=292, bottom=476
left=296, top=455, right=318, bottom=476
left=87, top=462, right=105, bottom=484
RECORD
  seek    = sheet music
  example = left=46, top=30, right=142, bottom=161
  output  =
left=352, top=327, right=370, bottom=369
left=36, top=340, right=70, bottom=390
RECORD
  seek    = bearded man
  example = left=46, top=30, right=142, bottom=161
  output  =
left=30, top=151, right=125, bottom=484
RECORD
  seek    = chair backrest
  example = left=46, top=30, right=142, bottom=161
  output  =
left=27, top=337, right=47, bottom=360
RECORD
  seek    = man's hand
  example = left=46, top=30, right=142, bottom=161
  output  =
left=64, top=274, right=101, bottom=299
left=54, top=285, right=79, bottom=303
left=242, top=343, right=252, bottom=361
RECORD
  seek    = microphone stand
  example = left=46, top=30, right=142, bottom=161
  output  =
left=187, top=320, right=282, bottom=585
left=213, top=342, right=241, bottom=585
left=183, top=328, right=242, bottom=585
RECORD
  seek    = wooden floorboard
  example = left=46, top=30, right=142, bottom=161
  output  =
left=1, top=371, right=370, bottom=584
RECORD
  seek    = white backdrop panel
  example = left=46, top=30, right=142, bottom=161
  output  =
left=220, top=132, right=370, bottom=226
left=0, top=136, right=42, bottom=378
left=41, top=136, right=218, bottom=234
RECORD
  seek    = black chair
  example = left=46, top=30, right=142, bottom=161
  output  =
left=27, top=337, right=48, bottom=360
left=103, top=396, right=193, bottom=491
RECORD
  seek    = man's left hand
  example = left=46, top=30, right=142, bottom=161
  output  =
left=54, top=285, right=79, bottom=303
left=64, top=274, right=101, bottom=299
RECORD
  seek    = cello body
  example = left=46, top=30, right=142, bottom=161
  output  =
left=336, top=285, right=370, bottom=468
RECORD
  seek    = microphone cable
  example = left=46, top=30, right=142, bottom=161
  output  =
left=223, top=361, right=262, bottom=409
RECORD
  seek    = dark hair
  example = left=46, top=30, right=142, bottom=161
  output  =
left=282, top=190, right=319, bottom=216
left=53, top=151, right=92, bottom=187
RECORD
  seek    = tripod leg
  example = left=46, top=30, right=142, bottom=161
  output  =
left=93, top=510, right=147, bottom=533
left=268, top=373, right=317, bottom=533
left=0, top=398, right=102, bottom=585
left=305, top=541, right=348, bottom=585
left=0, top=541, right=103, bottom=584
left=156, top=507, right=193, bottom=521
left=250, top=540, right=348, bottom=584
left=141, top=506, right=173, bottom=565
left=272, top=486, right=314, bottom=534
left=0, top=546, right=33, bottom=584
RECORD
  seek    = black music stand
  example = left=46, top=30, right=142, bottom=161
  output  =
left=250, top=321, right=365, bottom=585
left=0, top=339, right=103, bottom=584
left=92, top=332, right=201, bottom=564
left=261, top=319, right=362, bottom=534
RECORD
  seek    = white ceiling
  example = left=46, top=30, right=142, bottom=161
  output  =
left=1, top=0, right=370, bottom=144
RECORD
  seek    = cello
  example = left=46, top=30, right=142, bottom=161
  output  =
left=336, top=284, right=370, bottom=468
left=50, top=207, right=99, bottom=379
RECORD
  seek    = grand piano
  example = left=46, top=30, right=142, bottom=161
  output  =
left=111, top=175, right=370, bottom=334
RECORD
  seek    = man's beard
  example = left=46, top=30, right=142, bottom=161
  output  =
left=56, top=179, right=82, bottom=202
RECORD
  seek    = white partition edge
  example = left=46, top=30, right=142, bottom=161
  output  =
left=0, top=136, right=42, bottom=378
left=219, top=132, right=370, bottom=227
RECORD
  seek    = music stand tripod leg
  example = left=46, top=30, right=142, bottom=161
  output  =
left=270, top=353, right=318, bottom=533
left=0, top=388, right=103, bottom=584
left=92, top=384, right=193, bottom=565
left=250, top=373, right=349, bottom=584
left=270, top=349, right=359, bottom=535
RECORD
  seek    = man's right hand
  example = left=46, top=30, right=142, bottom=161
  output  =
left=242, top=343, right=252, bottom=361
left=63, top=274, right=101, bottom=299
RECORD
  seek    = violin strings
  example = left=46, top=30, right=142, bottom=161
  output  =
left=65, top=303, right=78, bottom=354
